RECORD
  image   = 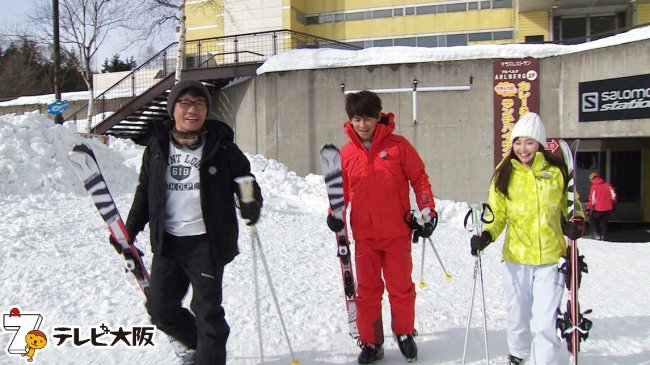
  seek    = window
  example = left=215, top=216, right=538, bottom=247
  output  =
left=417, top=36, right=438, bottom=47
left=468, top=2, right=479, bottom=10
left=524, top=35, right=544, bottom=43
left=447, top=34, right=468, bottom=46
left=437, top=5, right=446, bottom=13
left=493, top=30, right=514, bottom=40
left=347, top=41, right=365, bottom=48
left=469, top=32, right=492, bottom=41
left=590, top=15, right=617, bottom=40
left=373, top=9, right=392, bottom=19
left=416, top=6, right=437, bottom=15
left=562, top=17, right=588, bottom=43
left=446, top=3, right=467, bottom=13
left=345, top=12, right=364, bottom=21
left=553, top=13, right=626, bottom=44
left=481, top=1, right=491, bottom=9
left=492, top=0, right=513, bottom=9
left=394, top=37, right=416, bottom=46
left=373, top=39, right=393, bottom=47
left=405, top=7, right=415, bottom=15
left=394, top=8, right=403, bottom=16
left=319, top=14, right=334, bottom=23
left=334, top=14, right=344, bottom=22
left=306, top=16, right=318, bottom=25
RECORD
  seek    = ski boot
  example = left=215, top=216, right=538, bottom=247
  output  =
left=395, top=331, right=418, bottom=362
left=357, top=341, right=384, bottom=364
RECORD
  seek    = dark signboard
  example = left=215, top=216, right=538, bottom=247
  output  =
left=579, top=74, right=650, bottom=122
left=492, top=59, right=541, bottom=166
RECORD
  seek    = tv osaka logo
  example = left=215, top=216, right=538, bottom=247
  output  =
left=2, top=307, right=47, bottom=362
left=3, top=307, right=157, bottom=363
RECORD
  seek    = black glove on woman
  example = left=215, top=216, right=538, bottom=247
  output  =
left=563, top=217, right=585, bottom=240
left=470, top=231, right=492, bottom=256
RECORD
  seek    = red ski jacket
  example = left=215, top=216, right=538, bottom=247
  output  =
left=340, top=113, right=435, bottom=240
left=587, top=177, right=617, bottom=212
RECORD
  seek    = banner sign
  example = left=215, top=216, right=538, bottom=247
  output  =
left=493, top=59, right=541, bottom=166
left=579, top=73, right=650, bottom=122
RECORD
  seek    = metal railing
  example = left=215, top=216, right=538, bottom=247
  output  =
left=66, top=29, right=362, bottom=128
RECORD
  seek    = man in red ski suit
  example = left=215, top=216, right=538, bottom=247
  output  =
left=586, top=172, right=617, bottom=240
left=327, top=90, right=436, bottom=364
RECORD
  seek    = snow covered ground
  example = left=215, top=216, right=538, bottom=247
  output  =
left=0, top=112, right=649, bottom=364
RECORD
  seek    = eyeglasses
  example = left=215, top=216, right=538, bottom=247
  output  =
left=176, top=99, right=208, bottom=109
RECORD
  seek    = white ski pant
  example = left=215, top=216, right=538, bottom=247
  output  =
left=503, top=261, right=564, bottom=365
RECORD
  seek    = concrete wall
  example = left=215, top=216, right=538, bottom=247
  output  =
left=216, top=39, right=650, bottom=203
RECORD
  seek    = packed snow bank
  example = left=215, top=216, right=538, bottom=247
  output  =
left=0, top=112, right=141, bottom=201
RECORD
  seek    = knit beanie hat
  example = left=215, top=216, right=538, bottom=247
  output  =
left=167, top=79, right=212, bottom=118
left=510, top=112, right=546, bottom=146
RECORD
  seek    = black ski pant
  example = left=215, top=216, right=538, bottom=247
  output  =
left=591, top=210, right=612, bottom=238
left=146, top=232, right=230, bottom=365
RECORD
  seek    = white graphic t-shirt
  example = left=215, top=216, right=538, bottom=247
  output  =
left=165, top=142, right=206, bottom=236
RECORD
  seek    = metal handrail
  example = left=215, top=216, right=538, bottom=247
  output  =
left=65, top=29, right=362, bottom=128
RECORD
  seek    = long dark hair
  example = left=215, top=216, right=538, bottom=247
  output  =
left=493, top=145, right=568, bottom=198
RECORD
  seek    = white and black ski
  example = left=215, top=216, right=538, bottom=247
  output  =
left=68, top=143, right=151, bottom=297
left=556, top=139, right=592, bottom=364
left=319, top=143, right=359, bottom=339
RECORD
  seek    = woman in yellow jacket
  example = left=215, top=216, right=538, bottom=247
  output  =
left=470, top=113, right=585, bottom=365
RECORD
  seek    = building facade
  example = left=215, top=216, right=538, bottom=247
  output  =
left=185, top=0, right=650, bottom=47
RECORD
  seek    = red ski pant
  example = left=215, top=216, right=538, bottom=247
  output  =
left=355, top=234, right=416, bottom=345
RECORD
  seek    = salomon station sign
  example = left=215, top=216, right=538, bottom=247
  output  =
left=579, top=74, right=650, bottom=122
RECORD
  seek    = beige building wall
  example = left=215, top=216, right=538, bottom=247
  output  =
left=517, top=11, right=549, bottom=42
left=223, top=0, right=283, bottom=35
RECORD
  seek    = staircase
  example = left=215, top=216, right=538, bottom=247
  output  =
left=65, top=30, right=361, bottom=143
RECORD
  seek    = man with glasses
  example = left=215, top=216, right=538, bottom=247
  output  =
left=115, top=79, right=263, bottom=364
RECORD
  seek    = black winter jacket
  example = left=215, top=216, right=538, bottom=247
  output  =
left=125, top=119, right=262, bottom=265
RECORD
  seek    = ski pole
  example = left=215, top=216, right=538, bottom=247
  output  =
left=237, top=177, right=301, bottom=365
left=426, top=237, right=452, bottom=280
left=462, top=203, right=494, bottom=365
left=251, top=227, right=264, bottom=362
left=417, top=234, right=427, bottom=288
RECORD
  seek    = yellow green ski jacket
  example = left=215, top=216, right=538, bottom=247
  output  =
left=484, top=152, right=584, bottom=266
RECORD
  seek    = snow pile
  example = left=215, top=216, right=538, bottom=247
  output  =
left=248, top=154, right=330, bottom=215
left=0, top=112, right=141, bottom=201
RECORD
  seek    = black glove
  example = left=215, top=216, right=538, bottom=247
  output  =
left=326, top=213, right=344, bottom=232
left=563, top=217, right=585, bottom=240
left=408, top=210, right=438, bottom=241
left=240, top=200, right=261, bottom=226
left=109, top=235, right=144, bottom=257
left=470, top=231, right=492, bottom=256
left=417, top=221, right=436, bottom=239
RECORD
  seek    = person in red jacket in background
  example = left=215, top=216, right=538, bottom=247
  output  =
left=326, top=90, right=437, bottom=364
left=586, top=172, right=617, bottom=240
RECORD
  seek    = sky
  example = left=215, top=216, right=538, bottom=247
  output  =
left=0, top=1, right=171, bottom=71
left=1, top=111, right=650, bottom=365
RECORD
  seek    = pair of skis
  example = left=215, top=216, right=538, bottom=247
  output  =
left=319, top=143, right=360, bottom=339
left=557, top=139, right=592, bottom=364
left=68, top=143, right=151, bottom=297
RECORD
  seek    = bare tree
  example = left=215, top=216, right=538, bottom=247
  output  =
left=144, top=0, right=226, bottom=84
left=24, top=0, right=144, bottom=132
